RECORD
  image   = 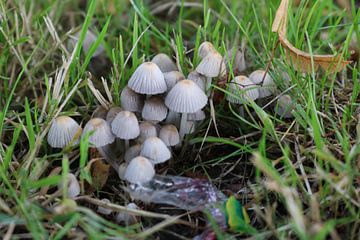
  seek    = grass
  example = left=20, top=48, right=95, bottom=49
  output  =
left=0, top=0, right=360, bottom=239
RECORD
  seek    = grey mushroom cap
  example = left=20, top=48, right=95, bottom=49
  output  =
left=226, top=76, right=259, bottom=104
left=128, top=62, right=167, bottom=94
left=47, top=116, right=82, bottom=148
left=249, top=70, right=275, bottom=98
left=224, top=48, right=246, bottom=73
left=142, top=96, right=168, bottom=122
left=159, top=124, right=180, bottom=146
left=124, top=144, right=142, bottom=163
left=69, top=30, right=105, bottom=57
left=188, top=109, right=206, bottom=121
left=151, top=53, right=177, bottom=73
left=106, top=107, right=123, bottom=124
left=97, top=199, right=112, bottom=215
left=275, top=94, right=294, bottom=118
left=140, top=137, right=171, bottom=164
left=164, top=71, right=185, bottom=91
left=196, top=51, right=226, bottom=78
left=188, top=71, right=206, bottom=92
left=120, top=87, right=144, bottom=112
left=82, top=118, right=115, bottom=147
left=57, top=173, right=80, bottom=199
left=165, top=80, right=208, bottom=113
left=124, top=156, right=155, bottom=184
left=111, top=111, right=140, bottom=140
left=198, top=41, right=216, bottom=59
left=138, top=121, right=158, bottom=143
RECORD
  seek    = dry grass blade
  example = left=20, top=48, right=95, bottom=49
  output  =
left=272, top=0, right=351, bottom=73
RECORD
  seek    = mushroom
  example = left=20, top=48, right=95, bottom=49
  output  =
left=196, top=51, right=226, bottom=93
left=274, top=94, right=294, bottom=119
left=124, top=156, right=155, bottom=183
left=47, top=116, right=82, bottom=148
left=163, top=71, right=185, bottom=91
left=68, top=30, right=105, bottom=57
left=226, top=76, right=259, bottom=104
left=138, top=121, right=158, bottom=143
left=140, top=137, right=171, bottom=164
left=115, top=203, right=138, bottom=225
left=111, top=111, right=140, bottom=150
left=165, top=80, right=208, bottom=139
left=120, top=87, right=144, bottom=112
left=128, top=62, right=167, bottom=95
left=165, top=110, right=181, bottom=129
left=58, top=173, right=80, bottom=199
left=106, top=106, right=123, bottom=124
left=97, top=199, right=112, bottom=215
left=142, top=96, right=168, bottom=122
left=159, top=124, right=180, bottom=147
left=124, top=144, right=142, bottom=163
left=151, top=53, right=177, bottom=73
left=82, top=118, right=115, bottom=147
left=198, top=41, right=216, bottom=59
left=249, top=70, right=275, bottom=98
left=224, top=48, right=246, bottom=73
left=188, top=70, right=206, bottom=92
left=188, top=109, right=206, bottom=122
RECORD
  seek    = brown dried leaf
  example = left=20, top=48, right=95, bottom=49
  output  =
left=272, top=0, right=350, bottom=73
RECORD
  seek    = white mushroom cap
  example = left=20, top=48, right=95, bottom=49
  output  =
left=124, top=156, right=155, bottom=183
left=128, top=62, right=167, bottom=94
left=275, top=94, right=294, bottom=118
left=226, top=76, right=259, bottom=104
left=47, top=116, right=82, bottom=148
left=140, top=137, right=171, bottom=164
left=224, top=48, right=246, bottom=73
left=115, top=203, right=138, bottom=224
left=58, top=173, right=80, bottom=199
left=142, top=96, right=168, bottom=122
left=97, top=199, right=112, bottom=215
left=118, top=162, right=128, bottom=180
left=138, top=122, right=157, bottom=143
left=124, top=144, right=142, bottom=163
left=198, top=41, right=216, bottom=59
left=249, top=70, right=275, bottom=98
left=82, top=118, right=115, bottom=147
left=111, top=111, right=140, bottom=140
left=188, top=109, right=206, bottom=121
left=106, top=107, right=123, bottom=124
left=188, top=71, right=206, bottom=92
left=159, top=124, right=180, bottom=146
left=165, top=110, right=181, bottom=128
left=164, top=71, right=185, bottom=91
left=120, top=87, right=144, bottom=112
left=165, top=80, right=208, bottom=113
left=196, top=52, right=226, bottom=78
left=151, top=53, right=177, bottom=73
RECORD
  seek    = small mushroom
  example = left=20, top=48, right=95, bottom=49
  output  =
left=142, top=96, right=168, bottom=122
left=111, top=111, right=140, bottom=149
left=165, top=110, right=181, bottom=129
left=224, top=48, right=246, bottom=73
left=47, top=116, right=82, bottom=148
left=124, top=144, right=142, bottom=163
left=97, top=198, right=112, bottom=215
left=106, top=107, right=123, bottom=124
left=226, top=76, right=259, bottom=104
left=164, top=71, right=185, bottom=91
left=128, top=62, right=167, bottom=95
left=58, top=173, right=80, bottom=199
left=138, top=122, right=157, bottom=143
left=82, top=118, right=115, bottom=147
left=188, top=70, right=206, bottom=92
left=198, top=41, right=216, bottom=59
left=249, top=70, right=275, bottom=98
left=274, top=94, right=294, bottom=119
left=165, top=80, right=208, bottom=139
left=115, top=203, right=138, bottom=225
left=159, top=124, right=180, bottom=147
left=124, top=156, right=155, bottom=184
left=151, top=53, right=177, bottom=73
left=120, top=87, right=144, bottom=112
left=140, top=137, right=171, bottom=164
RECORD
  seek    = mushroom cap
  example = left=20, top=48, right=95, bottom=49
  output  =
left=142, top=96, right=168, bottom=122
left=249, top=70, right=275, bottom=98
left=124, top=156, right=155, bottom=183
left=82, top=118, right=115, bottom=147
left=111, top=111, right=140, bottom=140
left=164, top=71, right=185, bottom=91
left=224, top=48, right=246, bottom=73
left=69, top=30, right=104, bottom=57
left=120, top=87, right=144, bottom=112
left=138, top=121, right=158, bottom=143
left=188, top=109, right=206, bottom=121
left=198, top=41, right=216, bottom=59
left=159, top=124, right=180, bottom=146
left=47, top=116, right=81, bottom=148
left=196, top=52, right=226, bottom=78
left=188, top=71, right=206, bottom=92
left=226, top=76, right=259, bottom=104
left=106, top=107, right=123, bottom=124
left=140, top=137, right=171, bottom=164
left=124, top=144, right=142, bottom=163
left=275, top=94, right=294, bottom=118
left=165, top=80, right=208, bottom=113
left=115, top=203, right=138, bottom=224
left=128, top=62, right=167, bottom=94
left=151, top=53, right=177, bottom=73
left=97, top=199, right=112, bottom=215
left=58, top=173, right=80, bottom=199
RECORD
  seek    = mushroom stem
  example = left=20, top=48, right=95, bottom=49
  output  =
left=179, top=113, right=188, bottom=140
left=124, top=140, right=130, bottom=150
left=206, top=77, right=212, bottom=95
